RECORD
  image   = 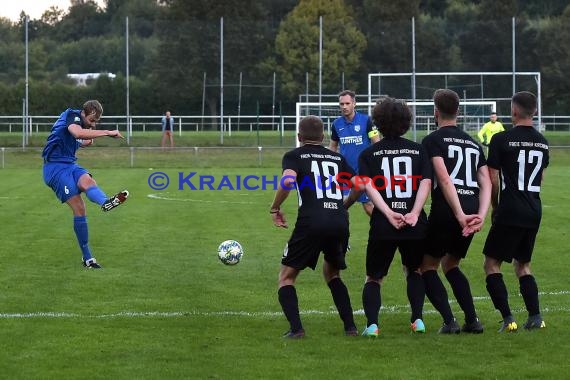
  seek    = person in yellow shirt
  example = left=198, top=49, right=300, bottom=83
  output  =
left=478, top=112, right=505, bottom=145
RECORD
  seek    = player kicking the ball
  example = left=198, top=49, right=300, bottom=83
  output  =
left=42, top=100, right=129, bottom=269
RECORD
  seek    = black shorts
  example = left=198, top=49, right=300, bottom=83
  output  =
left=281, top=226, right=349, bottom=271
left=426, top=220, right=474, bottom=259
left=366, top=238, right=424, bottom=280
left=483, top=224, right=538, bottom=264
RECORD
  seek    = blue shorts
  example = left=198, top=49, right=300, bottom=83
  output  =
left=43, top=163, right=89, bottom=203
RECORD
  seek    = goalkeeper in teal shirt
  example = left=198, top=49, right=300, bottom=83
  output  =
left=329, top=90, right=380, bottom=216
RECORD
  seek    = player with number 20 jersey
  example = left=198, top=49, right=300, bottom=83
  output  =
left=419, top=89, right=491, bottom=334
left=422, top=126, right=487, bottom=238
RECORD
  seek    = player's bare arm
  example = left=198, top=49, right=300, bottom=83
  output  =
left=404, top=178, right=431, bottom=227
left=488, top=167, right=501, bottom=214
left=328, top=139, right=339, bottom=152
left=270, top=169, right=297, bottom=228
left=465, top=165, right=492, bottom=234
left=365, top=181, right=405, bottom=229
left=343, top=176, right=365, bottom=209
left=432, top=156, right=469, bottom=228
left=68, top=124, right=124, bottom=140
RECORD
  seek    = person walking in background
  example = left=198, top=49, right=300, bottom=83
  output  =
left=42, top=100, right=129, bottom=269
left=329, top=90, right=380, bottom=216
left=161, top=110, right=175, bottom=148
left=483, top=91, right=549, bottom=332
left=421, top=89, right=491, bottom=334
left=478, top=112, right=505, bottom=146
left=270, top=115, right=358, bottom=339
left=345, top=97, right=432, bottom=337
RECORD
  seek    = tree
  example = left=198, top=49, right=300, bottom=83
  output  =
left=529, top=10, right=570, bottom=113
left=151, top=0, right=271, bottom=120
left=456, top=0, right=517, bottom=72
left=358, top=0, right=421, bottom=83
left=519, top=0, right=569, bottom=18
left=103, top=0, right=162, bottom=37
left=53, top=0, right=107, bottom=41
left=40, top=6, right=65, bottom=25
left=272, top=0, right=366, bottom=99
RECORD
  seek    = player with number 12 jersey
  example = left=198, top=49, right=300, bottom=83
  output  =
left=486, top=127, right=549, bottom=227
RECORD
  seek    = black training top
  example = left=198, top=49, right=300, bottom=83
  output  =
left=282, top=144, right=354, bottom=229
left=487, top=126, right=549, bottom=228
left=422, top=126, right=487, bottom=224
left=358, top=136, right=432, bottom=240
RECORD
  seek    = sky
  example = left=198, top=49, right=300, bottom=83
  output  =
left=0, top=0, right=105, bottom=22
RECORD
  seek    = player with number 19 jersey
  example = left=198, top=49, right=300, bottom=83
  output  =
left=422, top=127, right=486, bottom=225
left=358, top=138, right=432, bottom=240
left=487, top=127, right=549, bottom=228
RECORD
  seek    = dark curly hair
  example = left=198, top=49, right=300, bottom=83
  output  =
left=372, top=97, right=411, bottom=138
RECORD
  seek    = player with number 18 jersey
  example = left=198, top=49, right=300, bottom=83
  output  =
left=281, top=144, right=355, bottom=270
left=271, top=115, right=359, bottom=338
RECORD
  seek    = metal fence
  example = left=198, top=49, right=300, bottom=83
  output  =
left=0, top=146, right=292, bottom=169
left=2, top=114, right=570, bottom=138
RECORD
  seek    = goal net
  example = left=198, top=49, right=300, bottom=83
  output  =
left=295, top=100, right=496, bottom=147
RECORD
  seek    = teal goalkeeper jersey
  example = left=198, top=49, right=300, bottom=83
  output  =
left=331, top=112, right=377, bottom=172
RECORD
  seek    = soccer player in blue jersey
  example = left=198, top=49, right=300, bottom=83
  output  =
left=42, top=100, right=129, bottom=269
left=329, top=90, right=380, bottom=216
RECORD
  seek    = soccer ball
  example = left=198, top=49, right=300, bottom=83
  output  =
left=217, top=240, right=244, bottom=265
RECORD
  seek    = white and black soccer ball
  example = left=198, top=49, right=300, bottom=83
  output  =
left=217, top=240, right=243, bottom=265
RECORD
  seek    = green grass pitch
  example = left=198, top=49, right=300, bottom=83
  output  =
left=0, top=146, right=569, bottom=379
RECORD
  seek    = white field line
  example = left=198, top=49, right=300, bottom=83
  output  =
left=147, top=193, right=255, bottom=205
left=1, top=290, right=569, bottom=319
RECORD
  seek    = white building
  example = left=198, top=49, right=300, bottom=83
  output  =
left=66, top=72, right=116, bottom=86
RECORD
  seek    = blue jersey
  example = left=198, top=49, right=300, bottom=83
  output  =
left=42, top=109, right=83, bottom=163
left=331, top=112, right=377, bottom=172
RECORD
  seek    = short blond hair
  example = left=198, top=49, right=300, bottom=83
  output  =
left=83, top=100, right=103, bottom=118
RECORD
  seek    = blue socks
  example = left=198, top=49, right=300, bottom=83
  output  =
left=73, top=216, right=92, bottom=261
left=85, top=186, right=108, bottom=206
